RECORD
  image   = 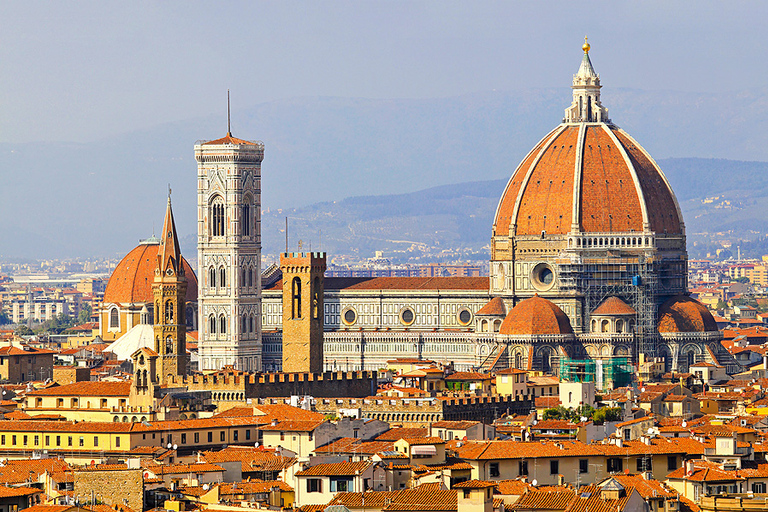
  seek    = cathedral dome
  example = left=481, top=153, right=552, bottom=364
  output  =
left=499, top=295, right=573, bottom=336
left=657, top=295, right=719, bottom=333
left=492, top=44, right=683, bottom=238
left=103, top=239, right=197, bottom=304
left=592, top=296, right=636, bottom=316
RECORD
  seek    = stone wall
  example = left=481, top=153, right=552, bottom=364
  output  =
left=174, top=370, right=377, bottom=404
left=73, top=468, right=143, bottom=511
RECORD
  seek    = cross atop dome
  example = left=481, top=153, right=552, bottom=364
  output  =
left=564, top=37, right=609, bottom=123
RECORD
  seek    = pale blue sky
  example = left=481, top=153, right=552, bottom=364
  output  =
left=1, top=1, right=765, bottom=143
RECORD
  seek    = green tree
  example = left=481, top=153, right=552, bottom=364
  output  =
left=716, top=300, right=728, bottom=310
left=15, top=325, right=33, bottom=336
left=36, top=313, right=76, bottom=334
left=77, top=304, right=92, bottom=325
left=0, top=312, right=10, bottom=325
left=735, top=276, right=751, bottom=284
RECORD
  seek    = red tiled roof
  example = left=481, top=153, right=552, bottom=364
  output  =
left=500, top=295, right=573, bottom=336
left=103, top=242, right=197, bottom=304
left=476, top=297, right=507, bottom=316
left=658, top=295, right=718, bottom=333
left=27, top=381, right=131, bottom=397
left=377, top=428, right=428, bottom=441
left=295, top=461, right=371, bottom=476
left=201, top=133, right=261, bottom=146
left=592, top=297, right=636, bottom=316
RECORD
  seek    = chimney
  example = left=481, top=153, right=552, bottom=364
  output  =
left=686, top=460, right=695, bottom=477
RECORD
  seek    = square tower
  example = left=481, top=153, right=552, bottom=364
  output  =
left=196, top=133, right=264, bottom=372
left=280, top=252, right=326, bottom=373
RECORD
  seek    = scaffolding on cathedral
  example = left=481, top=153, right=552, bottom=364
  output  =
left=558, top=356, right=632, bottom=390
left=557, top=252, right=685, bottom=360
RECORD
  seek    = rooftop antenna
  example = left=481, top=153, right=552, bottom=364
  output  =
left=227, top=90, right=231, bottom=136
left=285, top=217, right=289, bottom=254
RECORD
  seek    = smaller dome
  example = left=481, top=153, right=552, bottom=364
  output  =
left=592, top=297, right=636, bottom=316
left=657, top=295, right=718, bottom=333
left=500, top=295, right=573, bottom=336
left=476, top=297, right=507, bottom=316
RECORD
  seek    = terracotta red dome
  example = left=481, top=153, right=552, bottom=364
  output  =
left=103, top=240, right=197, bottom=304
left=493, top=124, right=683, bottom=238
left=476, top=297, right=507, bottom=316
left=657, top=295, right=718, bottom=333
left=500, top=295, right=573, bottom=336
left=592, top=296, right=636, bottom=316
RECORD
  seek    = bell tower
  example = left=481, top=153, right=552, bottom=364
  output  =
left=153, top=194, right=188, bottom=383
left=281, top=252, right=326, bottom=373
left=196, top=126, right=264, bottom=372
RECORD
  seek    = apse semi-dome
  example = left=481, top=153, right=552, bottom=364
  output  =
left=500, top=295, right=573, bottom=336
left=104, top=238, right=198, bottom=304
left=492, top=41, right=683, bottom=239
left=657, top=295, right=719, bottom=333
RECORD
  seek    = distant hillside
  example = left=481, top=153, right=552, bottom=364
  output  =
left=258, top=157, right=768, bottom=263
left=6, top=88, right=768, bottom=258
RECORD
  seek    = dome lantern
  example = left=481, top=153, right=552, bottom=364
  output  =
left=565, top=37, right=609, bottom=123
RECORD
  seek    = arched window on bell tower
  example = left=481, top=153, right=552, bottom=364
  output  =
left=165, top=336, right=173, bottom=354
left=210, top=196, right=225, bottom=237
left=242, top=204, right=250, bottom=236
left=313, top=277, right=321, bottom=320
left=165, top=300, right=174, bottom=323
left=292, top=277, right=302, bottom=319
left=209, top=267, right=216, bottom=289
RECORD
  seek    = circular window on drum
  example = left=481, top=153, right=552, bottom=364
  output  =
left=400, top=307, right=415, bottom=326
left=342, top=307, right=357, bottom=326
left=531, top=263, right=556, bottom=291
left=457, top=308, right=472, bottom=326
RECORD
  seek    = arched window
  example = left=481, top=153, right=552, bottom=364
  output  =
left=142, top=369, right=148, bottom=387
left=211, top=198, right=225, bottom=237
left=601, top=319, right=610, bottom=332
left=242, top=315, right=247, bottom=334
left=242, top=204, right=250, bottom=236
left=515, top=352, right=522, bottom=369
left=220, top=315, right=227, bottom=335
left=242, top=268, right=246, bottom=288
left=209, top=267, right=216, bottom=289
left=165, top=300, right=174, bottom=323
left=292, top=277, right=302, bottom=319
left=209, top=315, right=216, bottom=334
left=248, top=268, right=253, bottom=287
left=313, top=277, right=321, bottom=319
left=249, top=315, right=254, bottom=333
left=109, top=308, right=119, bottom=328
left=165, top=336, right=173, bottom=353
left=220, top=267, right=226, bottom=288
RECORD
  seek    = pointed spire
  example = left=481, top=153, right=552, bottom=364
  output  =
left=576, top=36, right=597, bottom=78
left=158, top=189, right=184, bottom=277
left=227, top=90, right=231, bottom=137
left=564, top=37, right=609, bottom=123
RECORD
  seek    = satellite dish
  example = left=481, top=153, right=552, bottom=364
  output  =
left=167, top=443, right=172, bottom=449
left=202, top=484, right=209, bottom=491
left=641, top=387, right=646, bottom=393
left=532, top=479, right=538, bottom=487
left=173, top=444, right=178, bottom=450
left=647, top=428, right=654, bottom=434
left=682, top=421, right=687, bottom=427
left=581, top=417, right=588, bottom=423
left=254, top=442, right=259, bottom=448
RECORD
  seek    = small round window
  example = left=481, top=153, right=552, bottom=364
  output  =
left=457, top=308, right=472, bottom=326
left=400, top=307, right=415, bottom=326
left=531, top=263, right=556, bottom=291
left=342, top=308, right=357, bottom=325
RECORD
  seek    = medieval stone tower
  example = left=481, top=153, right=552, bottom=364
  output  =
left=281, top=252, right=326, bottom=373
left=196, top=131, right=264, bottom=372
left=153, top=195, right=188, bottom=382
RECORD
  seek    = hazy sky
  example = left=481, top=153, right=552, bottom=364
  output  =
left=1, top=1, right=766, bottom=144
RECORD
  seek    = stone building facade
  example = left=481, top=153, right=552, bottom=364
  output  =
left=196, top=132, right=263, bottom=372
